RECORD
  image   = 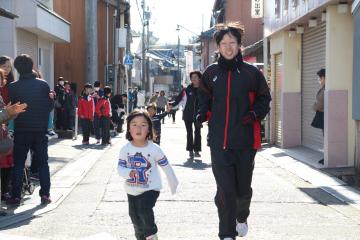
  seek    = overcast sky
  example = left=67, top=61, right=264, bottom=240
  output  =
left=130, top=0, right=214, bottom=44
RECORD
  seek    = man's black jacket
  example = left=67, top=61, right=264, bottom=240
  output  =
left=9, top=73, right=54, bottom=132
left=172, top=84, right=199, bottom=122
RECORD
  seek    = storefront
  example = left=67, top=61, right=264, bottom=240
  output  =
left=301, top=23, right=326, bottom=152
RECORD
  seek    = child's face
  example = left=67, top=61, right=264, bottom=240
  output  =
left=129, top=116, right=150, bottom=142
left=147, top=107, right=156, bottom=117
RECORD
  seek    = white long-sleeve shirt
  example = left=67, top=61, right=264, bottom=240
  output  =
left=117, top=141, right=178, bottom=196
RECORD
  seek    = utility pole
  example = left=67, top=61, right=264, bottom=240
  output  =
left=176, top=25, right=181, bottom=91
left=141, top=0, right=146, bottom=91
left=85, top=0, right=98, bottom=85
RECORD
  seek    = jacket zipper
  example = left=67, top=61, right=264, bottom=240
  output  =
left=223, top=71, right=231, bottom=149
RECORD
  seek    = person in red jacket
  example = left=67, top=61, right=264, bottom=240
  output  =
left=78, top=84, right=94, bottom=145
left=95, top=86, right=112, bottom=145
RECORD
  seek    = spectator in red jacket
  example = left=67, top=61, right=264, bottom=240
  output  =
left=78, top=83, right=94, bottom=145
left=95, top=86, right=112, bottom=145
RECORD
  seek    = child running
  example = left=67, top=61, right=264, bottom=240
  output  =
left=117, top=110, right=179, bottom=240
left=146, top=103, right=171, bottom=145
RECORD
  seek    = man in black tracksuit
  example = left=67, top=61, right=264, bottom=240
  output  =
left=172, top=71, right=202, bottom=159
left=197, top=24, right=271, bottom=240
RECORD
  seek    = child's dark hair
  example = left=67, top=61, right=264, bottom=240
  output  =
left=104, top=86, right=112, bottom=96
left=126, top=110, right=153, bottom=141
left=214, top=22, right=244, bottom=45
left=189, top=70, right=202, bottom=79
left=146, top=103, right=157, bottom=111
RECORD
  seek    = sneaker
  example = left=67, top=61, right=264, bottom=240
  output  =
left=40, top=195, right=52, bottom=205
left=146, top=234, right=158, bottom=240
left=6, top=197, right=21, bottom=206
left=236, top=220, right=248, bottom=237
left=189, top=151, right=194, bottom=159
left=46, top=129, right=58, bottom=139
left=194, top=151, right=201, bottom=157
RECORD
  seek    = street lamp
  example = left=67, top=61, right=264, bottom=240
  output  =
left=176, top=25, right=181, bottom=91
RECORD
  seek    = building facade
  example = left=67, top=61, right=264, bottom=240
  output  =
left=264, top=0, right=354, bottom=168
left=53, top=0, right=129, bottom=95
left=0, top=0, right=70, bottom=89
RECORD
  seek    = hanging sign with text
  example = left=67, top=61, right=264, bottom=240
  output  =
left=251, top=0, right=263, bottom=18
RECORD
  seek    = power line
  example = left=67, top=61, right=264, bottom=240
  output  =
left=135, top=0, right=144, bottom=25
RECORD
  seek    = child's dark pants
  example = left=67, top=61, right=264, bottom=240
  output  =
left=127, top=190, right=160, bottom=240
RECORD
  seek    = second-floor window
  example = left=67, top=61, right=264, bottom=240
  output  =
left=275, top=0, right=281, bottom=18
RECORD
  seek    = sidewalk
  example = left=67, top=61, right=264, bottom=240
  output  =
left=258, top=145, right=360, bottom=211
left=0, top=134, right=124, bottom=229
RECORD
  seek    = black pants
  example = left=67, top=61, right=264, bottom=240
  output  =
left=211, top=148, right=256, bottom=239
left=184, top=120, right=201, bottom=152
left=12, top=132, right=50, bottom=199
left=81, top=119, right=92, bottom=142
left=1, top=167, right=12, bottom=195
left=128, top=190, right=160, bottom=240
left=93, top=115, right=101, bottom=140
left=100, top=116, right=110, bottom=144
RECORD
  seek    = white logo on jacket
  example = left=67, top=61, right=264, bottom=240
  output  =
left=212, top=76, right=218, bottom=82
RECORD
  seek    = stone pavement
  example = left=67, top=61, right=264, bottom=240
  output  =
left=0, top=134, right=123, bottom=229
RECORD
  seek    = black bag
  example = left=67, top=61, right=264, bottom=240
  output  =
left=311, top=111, right=324, bottom=129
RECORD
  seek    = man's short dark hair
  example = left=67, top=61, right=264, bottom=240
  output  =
left=190, top=71, right=202, bottom=79
left=214, top=22, right=243, bottom=45
left=317, top=68, right=325, bottom=78
left=14, top=54, right=33, bottom=75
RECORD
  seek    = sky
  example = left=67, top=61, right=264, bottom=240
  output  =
left=130, top=0, right=214, bottom=45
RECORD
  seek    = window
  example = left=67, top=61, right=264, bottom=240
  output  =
left=275, top=0, right=281, bottom=18
left=292, top=0, right=298, bottom=7
left=38, top=48, right=42, bottom=66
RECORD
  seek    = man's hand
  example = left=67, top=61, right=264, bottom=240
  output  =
left=5, top=102, right=27, bottom=117
left=242, top=111, right=257, bottom=125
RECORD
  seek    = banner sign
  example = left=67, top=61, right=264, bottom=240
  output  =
left=251, top=0, right=263, bottom=18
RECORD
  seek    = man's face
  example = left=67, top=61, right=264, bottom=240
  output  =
left=218, top=33, right=240, bottom=60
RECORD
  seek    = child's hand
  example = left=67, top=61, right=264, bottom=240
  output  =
left=169, top=179, right=179, bottom=195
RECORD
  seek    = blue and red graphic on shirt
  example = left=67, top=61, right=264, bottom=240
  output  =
left=127, top=153, right=151, bottom=185
left=157, top=156, right=168, bottom=167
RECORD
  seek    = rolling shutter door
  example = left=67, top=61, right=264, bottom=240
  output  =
left=274, top=53, right=282, bottom=146
left=16, top=29, right=38, bottom=67
left=301, top=23, right=326, bottom=151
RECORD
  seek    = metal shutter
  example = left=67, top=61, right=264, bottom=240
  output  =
left=274, top=53, right=283, bottom=146
left=16, top=29, right=38, bottom=67
left=301, top=23, right=326, bottom=151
